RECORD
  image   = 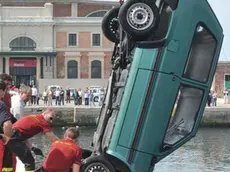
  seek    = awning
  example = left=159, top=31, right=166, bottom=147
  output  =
left=0, top=51, right=57, bottom=56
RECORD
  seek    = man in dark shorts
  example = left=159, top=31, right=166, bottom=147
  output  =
left=1, top=108, right=59, bottom=171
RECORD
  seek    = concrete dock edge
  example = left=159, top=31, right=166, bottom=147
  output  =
left=24, top=106, right=230, bottom=127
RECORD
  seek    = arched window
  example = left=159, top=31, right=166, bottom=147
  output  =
left=91, top=60, right=101, bottom=78
left=9, top=37, right=36, bottom=51
left=87, top=10, right=107, bottom=17
left=67, top=60, right=78, bottom=78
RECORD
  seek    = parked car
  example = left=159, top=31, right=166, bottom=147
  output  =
left=89, top=86, right=101, bottom=102
left=80, top=0, right=223, bottom=172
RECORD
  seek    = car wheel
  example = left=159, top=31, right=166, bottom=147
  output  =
left=102, top=7, right=120, bottom=43
left=94, top=96, right=99, bottom=102
left=81, top=155, right=116, bottom=172
left=118, top=0, right=159, bottom=40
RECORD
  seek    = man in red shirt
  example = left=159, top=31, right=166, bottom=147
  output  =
left=36, top=127, right=82, bottom=172
left=0, top=74, right=17, bottom=172
left=2, top=108, right=59, bottom=171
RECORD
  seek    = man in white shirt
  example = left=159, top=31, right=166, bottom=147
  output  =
left=31, top=85, right=37, bottom=105
left=11, top=85, right=32, bottom=120
left=78, top=89, right=82, bottom=105
left=55, top=88, right=60, bottom=106
left=84, top=90, right=89, bottom=105
left=223, top=88, right=229, bottom=104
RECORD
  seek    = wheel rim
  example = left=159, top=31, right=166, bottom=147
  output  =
left=126, top=2, right=154, bottom=31
left=109, top=17, right=119, bottom=35
left=85, top=162, right=110, bottom=172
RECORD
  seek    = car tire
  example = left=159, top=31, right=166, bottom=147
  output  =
left=94, top=96, right=99, bottom=102
left=118, top=0, right=159, bottom=40
left=81, top=155, right=116, bottom=172
left=102, top=7, right=120, bottom=43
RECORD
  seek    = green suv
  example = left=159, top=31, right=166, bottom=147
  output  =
left=81, top=0, right=224, bottom=171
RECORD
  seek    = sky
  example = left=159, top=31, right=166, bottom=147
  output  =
left=208, top=0, right=230, bottom=61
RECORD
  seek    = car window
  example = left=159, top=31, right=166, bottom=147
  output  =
left=183, top=25, right=217, bottom=83
left=164, top=86, right=203, bottom=145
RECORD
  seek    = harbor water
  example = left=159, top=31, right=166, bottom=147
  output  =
left=17, top=127, right=230, bottom=172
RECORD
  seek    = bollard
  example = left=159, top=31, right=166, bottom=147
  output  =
left=73, top=107, right=76, bottom=123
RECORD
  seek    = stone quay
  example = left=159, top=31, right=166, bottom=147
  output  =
left=24, top=105, right=230, bottom=127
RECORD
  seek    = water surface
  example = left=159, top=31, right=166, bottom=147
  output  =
left=29, top=127, right=230, bottom=172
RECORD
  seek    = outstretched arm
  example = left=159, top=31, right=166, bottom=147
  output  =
left=72, top=164, right=80, bottom=172
left=72, top=149, right=82, bottom=172
left=45, top=131, right=59, bottom=142
left=3, top=120, right=13, bottom=137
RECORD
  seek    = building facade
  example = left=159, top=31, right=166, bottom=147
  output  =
left=0, top=0, right=117, bottom=91
left=212, top=62, right=230, bottom=96
left=0, top=0, right=227, bottom=94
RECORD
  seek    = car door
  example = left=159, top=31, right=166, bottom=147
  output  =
left=157, top=0, right=223, bottom=162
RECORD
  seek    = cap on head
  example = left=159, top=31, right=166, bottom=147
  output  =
left=65, top=127, right=80, bottom=140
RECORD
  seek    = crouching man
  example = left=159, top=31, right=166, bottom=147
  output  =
left=2, top=108, right=59, bottom=171
left=36, top=127, right=82, bottom=172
